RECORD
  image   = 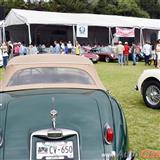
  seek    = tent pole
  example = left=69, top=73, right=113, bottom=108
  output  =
left=140, top=28, right=143, bottom=47
left=72, top=25, right=76, bottom=47
left=27, top=23, right=32, bottom=45
left=142, top=29, right=144, bottom=46
left=2, top=20, right=5, bottom=43
left=140, top=28, right=142, bottom=47
left=108, top=27, right=111, bottom=45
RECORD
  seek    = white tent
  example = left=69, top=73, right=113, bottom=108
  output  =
left=4, top=9, right=160, bottom=44
left=5, top=9, right=160, bottom=29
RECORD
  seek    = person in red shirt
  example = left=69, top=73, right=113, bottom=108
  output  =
left=123, top=42, right=130, bottom=65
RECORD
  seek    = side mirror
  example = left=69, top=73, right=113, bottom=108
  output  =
left=0, top=128, right=3, bottom=147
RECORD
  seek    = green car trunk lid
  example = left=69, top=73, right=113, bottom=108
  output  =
left=2, top=89, right=113, bottom=160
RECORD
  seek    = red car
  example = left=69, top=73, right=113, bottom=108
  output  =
left=80, top=46, right=99, bottom=63
left=89, top=46, right=118, bottom=62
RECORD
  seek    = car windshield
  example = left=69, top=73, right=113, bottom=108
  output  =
left=101, top=47, right=112, bottom=52
left=7, top=67, right=95, bottom=86
left=90, top=48, right=100, bottom=53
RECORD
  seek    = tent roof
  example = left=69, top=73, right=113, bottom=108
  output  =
left=4, top=9, right=160, bottom=30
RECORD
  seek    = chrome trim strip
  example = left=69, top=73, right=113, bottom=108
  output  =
left=0, top=128, right=3, bottom=147
left=30, top=128, right=80, bottom=160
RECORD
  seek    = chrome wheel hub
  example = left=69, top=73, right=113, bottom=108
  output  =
left=146, top=85, right=160, bottom=106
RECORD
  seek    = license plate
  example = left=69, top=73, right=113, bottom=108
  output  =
left=36, top=141, right=74, bottom=160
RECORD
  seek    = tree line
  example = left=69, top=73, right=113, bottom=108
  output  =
left=0, top=0, right=160, bottom=19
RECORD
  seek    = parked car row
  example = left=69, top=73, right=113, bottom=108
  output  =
left=81, top=45, right=147, bottom=64
left=81, top=46, right=118, bottom=63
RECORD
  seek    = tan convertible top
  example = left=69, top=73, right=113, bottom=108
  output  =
left=1, top=54, right=106, bottom=91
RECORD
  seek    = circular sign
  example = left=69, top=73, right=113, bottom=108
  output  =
left=79, top=26, right=85, bottom=34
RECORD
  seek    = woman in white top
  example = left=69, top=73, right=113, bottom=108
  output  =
left=2, top=42, right=9, bottom=68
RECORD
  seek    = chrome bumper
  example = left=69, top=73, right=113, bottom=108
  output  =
left=103, top=151, right=135, bottom=160
left=126, top=151, right=135, bottom=160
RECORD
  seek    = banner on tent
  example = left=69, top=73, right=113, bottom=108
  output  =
left=116, top=27, right=135, bottom=37
left=76, top=25, right=88, bottom=38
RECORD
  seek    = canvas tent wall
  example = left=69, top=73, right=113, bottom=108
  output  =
left=4, top=9, right=160, bottom=46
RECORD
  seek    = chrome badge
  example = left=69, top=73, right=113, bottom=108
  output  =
left=50, top=109, right=58, bottom=129
left=50, top=97, right=58, bottom=129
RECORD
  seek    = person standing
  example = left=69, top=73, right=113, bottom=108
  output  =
left=123, top=42, right=130, bottom=65
left=116, top=41, right=124, bottom=65
left=142, top=41, right=151, bottom=65
left=60, top=41, right=65, bottom=54
left=75, top=41, right=81, bottom=56
left=2, top=42, right=9, bottom=68
left=19, top=42, right=27, bottom=55
left=64, top=43, right=69, bottom=54
left=155, top=39, right=160, bottom=68
left=8, top=41, right=13, bottom=59
left=54, top=41, right=61, bottom=54
left=14, top=43, right=20, bottom=56
left=67, top=41, right=72, bottom=54
left=28, top=44, right=38, bottom=55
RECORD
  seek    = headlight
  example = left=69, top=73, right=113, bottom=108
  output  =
left=110, top=54, right=114, bottom=57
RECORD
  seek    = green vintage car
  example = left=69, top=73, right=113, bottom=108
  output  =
left=0, top=54, right=134, bottom=160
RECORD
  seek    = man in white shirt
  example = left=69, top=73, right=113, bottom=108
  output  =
left=67, top=41, right=72, bottom=54
left=142, top=41, right=151, bottom=65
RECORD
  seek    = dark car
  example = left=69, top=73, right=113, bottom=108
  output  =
left=0, top=54, right=134, bottom=160
left=129, top=52, right=144, bottom=62
left=89, top=46, right=118, bottom=62
left=80, top=46, right=99, bottom=63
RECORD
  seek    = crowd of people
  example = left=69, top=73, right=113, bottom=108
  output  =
left=0, top=40, right=82, bottom=68
left=0, top=39, right=160, bottom=69
left=114, top=39, right=160, bottom=68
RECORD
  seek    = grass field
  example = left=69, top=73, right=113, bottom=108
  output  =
left=95, top=61, right=160, bottom=159
left=0, top=62, right=160, bottom=159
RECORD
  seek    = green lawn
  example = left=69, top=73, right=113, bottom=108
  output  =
left=0, top=62, right=159, bottom=159
left=95, top=61, right=160, bottom=159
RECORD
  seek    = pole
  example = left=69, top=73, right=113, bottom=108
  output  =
left=27, top=23, right=32, bottom=45
left=108, top=27, right=111, bottom=45
left=2, top=20, right=5, bottom=43
left=72, top=25, right=76, bottom=47
left=140, top=28, right=144, bottom=47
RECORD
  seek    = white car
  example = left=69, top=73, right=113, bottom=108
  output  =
left=136, top=69, right=160, bottom=109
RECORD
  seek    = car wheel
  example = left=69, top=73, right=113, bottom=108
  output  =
left=92, top=60, right=98, bottom=63
left=142, top=80, right=160, bottom=109
left=105, top=57, right=110, bottom=63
